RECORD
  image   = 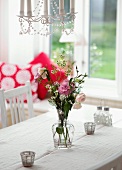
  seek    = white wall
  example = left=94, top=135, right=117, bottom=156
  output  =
left=0, top=0, right=9, bottom=62
left=8, top=0, right=34, bottom=64
left=0, top=0, right=49, bottom=65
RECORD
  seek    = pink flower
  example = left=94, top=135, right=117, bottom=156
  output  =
left=73, top=93, right=86, bottom=109
left=75, top=93, right=86, bottom=103
left=70, top=82, right=75, bottom=92
left=73, top=103, right=82, bottom=109
left=58, top=79, right=71, bottom=96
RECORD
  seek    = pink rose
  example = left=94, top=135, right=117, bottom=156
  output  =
left=75, top=93, right=86, bottom=103
left=58, top=79, right=71, bottom=96
left=73, top=93, right=86, bottom=109
left=73, top=103, right=82, bottom=109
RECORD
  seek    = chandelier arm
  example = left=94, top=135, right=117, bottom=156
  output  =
left=29, top=17, right=44, bottom=22
left=18, top=0, right=77, bottom=36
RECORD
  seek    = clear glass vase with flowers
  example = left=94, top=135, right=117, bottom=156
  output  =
left=35, top=54, right=87, bottom=148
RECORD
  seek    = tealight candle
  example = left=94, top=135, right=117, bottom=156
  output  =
left=84, top=122, right=96, bottom=135
left=20, top=151, right=35, bottom=167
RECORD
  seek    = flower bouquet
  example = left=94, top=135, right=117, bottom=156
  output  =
left=35, top=54, right=87, bottom=148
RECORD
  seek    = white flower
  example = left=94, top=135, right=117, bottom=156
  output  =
left=46, top=84, right=50, bottom=89
left=31, top=63, right=42, bottom=76
left=38, top=67, right=47, bottom=79
left=54, top=90, right=59, bottom=95
left=59, top=94, right=66, bottom=100
left=51, top=70, right=55, bottom=74
left=54, top=81, right=59, bottom=86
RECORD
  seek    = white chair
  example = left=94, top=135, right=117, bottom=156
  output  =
left=0, top=81, right=34, bottom=128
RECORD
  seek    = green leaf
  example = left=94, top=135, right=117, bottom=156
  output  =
left=63, top=102, right=71, bottom=119
left=56, top=127, right=64, bottom=134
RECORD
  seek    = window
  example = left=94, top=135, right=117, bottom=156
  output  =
left=50, top=0, right=122, bottom=106
left=50, top=0, right=74, bottom=64
left=89, top=0, right=117, bottom=80
left=75, top=0, right=122, bottom=103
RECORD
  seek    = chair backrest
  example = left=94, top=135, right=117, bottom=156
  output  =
left=0, top=81, right=34, bottom=128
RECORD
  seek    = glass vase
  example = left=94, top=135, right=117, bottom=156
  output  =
left=52, top=113, right=75, bottom=149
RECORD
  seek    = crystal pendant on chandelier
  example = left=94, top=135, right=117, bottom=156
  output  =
left=17, top=0, right=77, bottom=36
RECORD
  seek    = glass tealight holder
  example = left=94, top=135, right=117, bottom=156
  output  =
left=20, top=151, right=35, bottom=167
left=84, top=122, right=96, bottom=135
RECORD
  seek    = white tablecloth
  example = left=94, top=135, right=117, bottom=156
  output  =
left=0, top=105, right=122, bottom=170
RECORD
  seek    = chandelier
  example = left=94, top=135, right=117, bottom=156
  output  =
left=18, top=0, right=77, bottom=36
